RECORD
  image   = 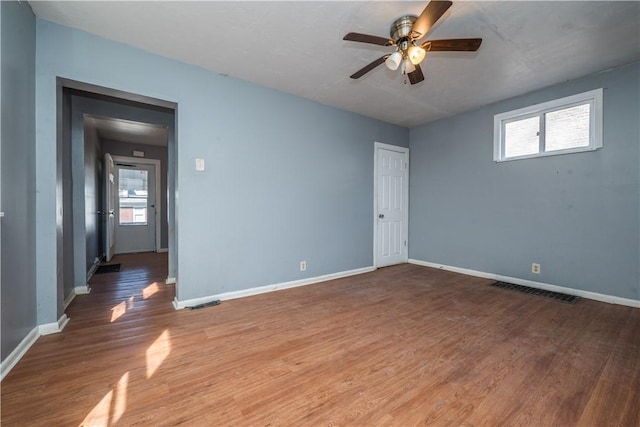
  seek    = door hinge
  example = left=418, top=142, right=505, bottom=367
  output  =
left=404, top=240, right=407, bottom=247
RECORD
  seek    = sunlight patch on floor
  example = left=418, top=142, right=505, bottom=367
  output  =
left=80, top=371, right=130, bottom=426
left=111, top=372, right=129, bottom=424
left=146, top=329, right=171, bottom=378
left=142, top=282, right=160, bottom=299
left=81, top=390, right=113, bottom=426
left=110, top=301, right=126, bottom=322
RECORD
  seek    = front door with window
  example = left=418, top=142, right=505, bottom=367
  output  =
left=114, top=163, right=156, bottom=254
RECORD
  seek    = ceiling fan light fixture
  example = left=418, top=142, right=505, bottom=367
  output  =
left=402, top=58, right=416, bottom=74
left=385, top=51, right=403, bottom=70
left=407, top=44, right=426, bottom=65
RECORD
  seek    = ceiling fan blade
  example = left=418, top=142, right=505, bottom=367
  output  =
left=350, top=55, right=388, bottom=79
left=422, top=38, right=482, bottom=51
left=408, top=64, right=425, bottom=85
left=411, top=1, right=453, bottom=40
left=343, top=32, right=394, bottom=46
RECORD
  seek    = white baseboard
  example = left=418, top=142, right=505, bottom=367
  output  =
left=408, top=259, right=640, bottom=308
left=74, top=285, right=91, bottom=295
left=39, top=314, right=70, bottom=336
left=64, top=285, right=91, bottom=310
left=86, top=263, right=99, bottom=281
left=173, top=266, right=376, bottom=310
left=63, top=290, right=75, bottom=309
left=165, top=277, right=176, bottom=285
left=2, top=313, right=72, bottom=381
left=1, top=326, right=39, bottom=381
left=157, top=248, right=168, bottom=253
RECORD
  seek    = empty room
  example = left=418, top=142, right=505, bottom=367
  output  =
left=1, top=1, right=638, bottom=425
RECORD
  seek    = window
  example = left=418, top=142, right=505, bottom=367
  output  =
left=118, top=168, right=148, bottom=225
left=494, top=88, right=603, bottom=162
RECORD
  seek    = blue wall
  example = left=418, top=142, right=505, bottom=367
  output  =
left=34, top=19, right=409, bottom=311
left=1, top=1, right=37, bottom=361
left=409, top=62, right=639, bottom=301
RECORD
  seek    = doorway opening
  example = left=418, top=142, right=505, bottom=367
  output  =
left=57, top=78, right=178, bottom=312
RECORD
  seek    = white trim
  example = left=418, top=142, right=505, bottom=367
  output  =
left=157, top=248, right=168, bottom=253
left=86, top=260, right=100, bottom=281
left=494, top=88, right=603, bottom=162
left=112, top=155, right=162, bottom=253
left=373, top=142, right=409, bottom=268
left=173, top=266, right=375, bottom=310
left=408, top=259, right=640, bottom=308
left=63, top=290, right=75, bottom=309
left=39, top=314, right=70, bottom=336
left=2, top=314, right=74, bottom=381
left=74, top=285, right=91, bottom=295
left=1, top=327, right=39, bottom=381
left=165, top=277, right=176, bottom=285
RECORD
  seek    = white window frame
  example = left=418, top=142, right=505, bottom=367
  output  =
left=493, top=88, right=603, bottom=162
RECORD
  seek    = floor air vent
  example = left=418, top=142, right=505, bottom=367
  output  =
left=95, top=264, right=121, bottom=274
left=491, top=281, right=580, bottom=304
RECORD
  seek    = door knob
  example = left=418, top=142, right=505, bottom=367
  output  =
left=378, top=213, right=385, bottom=219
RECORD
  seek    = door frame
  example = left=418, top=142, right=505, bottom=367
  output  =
left=104, top=153, right=115, bottom=262
left=373, top=142, right=409, bottom=268
left=111, top=155, right=162, bottom=253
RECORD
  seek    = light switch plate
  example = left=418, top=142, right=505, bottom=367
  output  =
left=195, top=158, right=205, bottom=171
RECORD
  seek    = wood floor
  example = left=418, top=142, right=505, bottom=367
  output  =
left=2, top=252, right=638, bottom=426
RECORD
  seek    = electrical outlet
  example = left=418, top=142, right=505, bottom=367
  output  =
left=532, top=263, right=541, bottom=274
left=300, top=261, right=307, bottom=272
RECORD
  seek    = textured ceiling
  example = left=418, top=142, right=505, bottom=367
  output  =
left=30, top=1, right=640, bottom=128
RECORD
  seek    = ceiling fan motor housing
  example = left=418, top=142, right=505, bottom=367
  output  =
left=390, top=15, right=418, bottom=42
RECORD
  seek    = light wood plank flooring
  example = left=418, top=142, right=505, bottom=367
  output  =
left=2, top=252, right=639, bottom=426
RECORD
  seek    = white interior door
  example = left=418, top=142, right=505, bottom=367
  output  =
left=114, top=162, right=156, bottom=254
left=104, top=153, right=116, bottom=262
left=375, top=143, right=409, bottom=268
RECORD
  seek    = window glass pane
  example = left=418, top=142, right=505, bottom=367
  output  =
left=119, top=168, right=148, bottom=225
left=504, top=116, right=540, bottom=158
left=545, top=103, right=590, bottom=152
left=494, top=88, right=601, bottom=162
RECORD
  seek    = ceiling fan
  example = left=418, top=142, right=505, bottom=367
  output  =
left=343, top=0, right=482, bottom=85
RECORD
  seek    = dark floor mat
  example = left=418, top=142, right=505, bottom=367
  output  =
left=491, top=281, right=580, bottom=304
left=95, top=264, right=121, bottom=274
